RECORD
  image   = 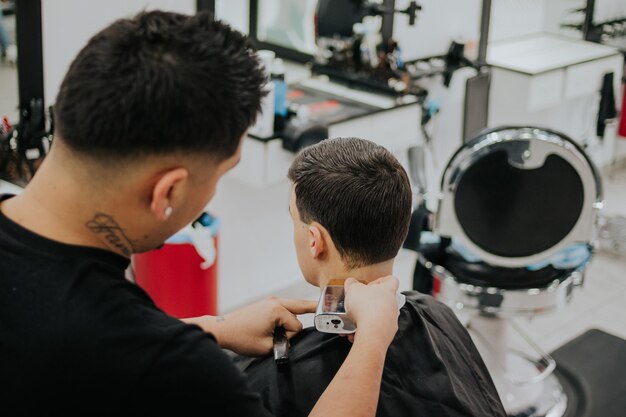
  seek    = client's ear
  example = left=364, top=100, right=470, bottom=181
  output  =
left=308, top=223, right=327, bottom=259
left=150, top=167, right=189, bottom=221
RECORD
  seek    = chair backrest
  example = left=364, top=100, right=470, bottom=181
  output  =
left=435, top=126, right=603, bottom=268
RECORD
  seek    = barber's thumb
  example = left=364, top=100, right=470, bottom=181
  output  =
left=385, top=276, right=400, bottom=292
left=371, top=275, right=400, bottom=291
left=344, top=277, right=358, bottom=292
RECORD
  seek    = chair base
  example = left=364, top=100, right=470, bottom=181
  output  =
left=421, top=255, right=586, bottom=415
left=496, top=372, right=567, bottom=417
left=466, top=314, right=568, bottom=417
left=420, top=253, right=582, bottom=316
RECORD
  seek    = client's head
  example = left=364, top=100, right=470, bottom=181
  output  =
left=287, top=137, right=412, bottom=288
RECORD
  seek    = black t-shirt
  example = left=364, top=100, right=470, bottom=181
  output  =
left=237, top=292, right=507, bottom=417
left=0, top=195, right=273, bottom=416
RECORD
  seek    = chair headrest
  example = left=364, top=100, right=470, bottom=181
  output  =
left=435, top=126, right=603, bottom=268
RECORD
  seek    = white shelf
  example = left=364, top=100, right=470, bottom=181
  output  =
left=488, top=34, right=620, bottom=75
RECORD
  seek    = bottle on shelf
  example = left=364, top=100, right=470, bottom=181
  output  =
left=272, top=58, right=288, bottom=134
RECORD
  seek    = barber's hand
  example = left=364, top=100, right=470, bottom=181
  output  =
left=192, top=297, right=316, bottom=356
left=344, top=275, right=400, bottom=347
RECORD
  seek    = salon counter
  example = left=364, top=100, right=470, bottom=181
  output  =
left=227, top=76, right=423, bottom=189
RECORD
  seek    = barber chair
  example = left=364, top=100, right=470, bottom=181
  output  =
left=406, top=126, right=603, bottom=417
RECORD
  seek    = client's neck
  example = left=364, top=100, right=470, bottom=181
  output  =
left=317, top=259, right=394, bottom=289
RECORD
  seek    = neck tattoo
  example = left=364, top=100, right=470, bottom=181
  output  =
left=86, top=213, right=135, bottom=257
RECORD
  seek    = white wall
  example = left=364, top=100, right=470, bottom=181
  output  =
left=42, top=0, right=196, bottom=107
left=395, top=0, right=626, bottom=59
left=393, top=0, right=482, bottom=61
left=542, top=0, right=626, bottom=37
left=593, top=0, right=626, bottom=22
left=489, top=0, right=547, bottom=42
left=215, top=0, right=249, bottom=34
left=394, top=0, right=557, bottom=61
left=543, top=0, right=583, bottom=38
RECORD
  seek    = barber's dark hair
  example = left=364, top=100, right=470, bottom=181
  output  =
left=288, top=138, right=412, bottom=268
left=54, top=10, right=265, bottom=160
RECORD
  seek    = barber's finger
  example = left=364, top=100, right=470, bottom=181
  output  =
left=280, top=326, right=303, bottom=342
left=338, top=333, right=355, bottom=343
left=367, top=276, right=386, bottom=285
left=368, top=275, right=399, bottom=292
left=344, top=277, right=362, bottom=293
left=367, top=275, right=394, bottom=285
left=285, top=329, right=300, bottom=340
left=277, top=310, right=304, bottom=334
left=278, top=298, right=317, bottom=314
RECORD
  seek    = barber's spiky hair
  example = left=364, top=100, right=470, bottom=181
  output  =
left=55, top=10, right=265, bottom=161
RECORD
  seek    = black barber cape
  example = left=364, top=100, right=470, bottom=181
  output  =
left=237, top=291, right=506, bottom=417
left=0, top=195, right=272, bottom=416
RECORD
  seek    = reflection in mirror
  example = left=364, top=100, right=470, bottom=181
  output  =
left=0, top=0, right=18, bottom=122
left=256, top=0, right=318, bottom=54
left=0, top=0, right=20, bottom=185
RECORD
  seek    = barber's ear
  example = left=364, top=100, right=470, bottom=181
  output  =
left=308, top=224, right=326, bottom=259
left=150, top=168, right=189, bottom=221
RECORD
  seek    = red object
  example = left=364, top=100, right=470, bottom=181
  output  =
left=3, top=116, right=11, bottom=132
left=287, top=89, right=305, bottom=100
left=308, top=100, right=340, bottom=114
left=619, top=80, right=626, bottom=138
left=132, top=237, right=218, bottom=318
left=432, top=275, right=442, bottom=298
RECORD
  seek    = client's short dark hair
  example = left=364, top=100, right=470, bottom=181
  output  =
left=54, top=10, right=265, bottom=161
left=288, top=138, right=412, bottom=268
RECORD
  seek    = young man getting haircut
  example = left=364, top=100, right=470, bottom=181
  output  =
left=238, top=138, right=507, bottom=417
left=0, top=12, right=401, bottom=416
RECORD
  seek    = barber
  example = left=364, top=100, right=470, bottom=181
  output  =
left=0, top=10, right=400, bottom=417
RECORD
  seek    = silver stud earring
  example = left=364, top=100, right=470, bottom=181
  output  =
left=164, top=207, right=173, bottom=219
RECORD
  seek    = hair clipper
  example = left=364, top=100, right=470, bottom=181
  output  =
left=314, top=281, right=406, bottom=334
left=314, top=284, right=357, bottom=334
